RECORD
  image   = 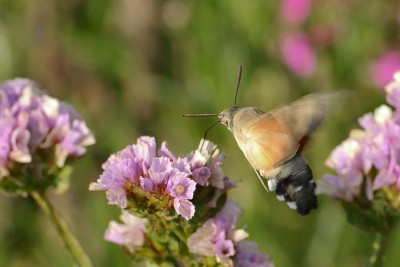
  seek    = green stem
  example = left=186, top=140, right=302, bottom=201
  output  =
left=366, top=232, right=390, bottom=267
left=30, top=190, right=93, bottom=267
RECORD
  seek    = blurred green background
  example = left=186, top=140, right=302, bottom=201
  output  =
left=0, top=0, right=399, bottom=266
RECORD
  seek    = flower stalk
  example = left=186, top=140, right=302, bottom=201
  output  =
left=29, top=190, right=93, bottom=267
left=366, top=232, right=390, bottom=267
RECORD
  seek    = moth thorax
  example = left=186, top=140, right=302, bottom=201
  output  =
left=230, top=107, right=264, bottom=131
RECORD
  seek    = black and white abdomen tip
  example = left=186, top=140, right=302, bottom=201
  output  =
left=275, top=165, right=317, bottom=215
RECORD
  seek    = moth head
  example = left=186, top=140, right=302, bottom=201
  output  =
left=219, top=106, right=239, bottom=131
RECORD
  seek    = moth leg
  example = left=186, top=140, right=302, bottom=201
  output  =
left=253, top=168, right=271, bottom=192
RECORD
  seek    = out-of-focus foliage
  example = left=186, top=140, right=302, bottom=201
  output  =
left=0, top=0, right=399, bottom=266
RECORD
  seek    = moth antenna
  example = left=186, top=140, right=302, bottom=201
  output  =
left=200, top=119, right=221, bottom=150
left=234, top=65, right=243, bottom=108
left=182, top=113, right=220, bottom=117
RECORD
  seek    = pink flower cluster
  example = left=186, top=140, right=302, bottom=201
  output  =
left=90, top=137, right=226, bottom=220
left=188, top=199, right=273, bottom=267
left=0, top=78, right=95, bottom=178
left=318, top=72, right=400, bottom=201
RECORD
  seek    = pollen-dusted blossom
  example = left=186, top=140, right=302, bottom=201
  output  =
left=90, top=137, right=228, bottom=220
left=318, top=71, right=400, bottom=207
left=0, top=78, right=95, bottom=182
left=104, top=211, right=148, bottom=253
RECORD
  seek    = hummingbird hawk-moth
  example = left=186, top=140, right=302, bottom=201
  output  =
left=184, top=66, right=344, bottom=215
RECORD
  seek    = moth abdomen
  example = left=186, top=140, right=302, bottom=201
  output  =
left=275, top=164, right=317, bottom=215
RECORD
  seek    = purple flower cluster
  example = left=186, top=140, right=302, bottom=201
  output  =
left=188, top=199, right=273, bottom=267
left=318, top=72, right=400, bottom=202
left=94, top=137, right=273, bottom=266
left=90, top=137, right=226, bottom=220
left=0, top=78, right=95, bottom=178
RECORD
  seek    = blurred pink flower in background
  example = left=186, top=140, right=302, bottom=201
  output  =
left=281, top=32, right=317, bottom=77
left=281, top=0, right=312, bottom=24
left=370, top=51, right=400, bottom=88
left=309, top=24, right=337, bottom=49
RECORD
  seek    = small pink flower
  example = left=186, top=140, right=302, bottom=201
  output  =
left=167, top=171, right=196, bottom=200
left=173, top=198, right=195, bottom=220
